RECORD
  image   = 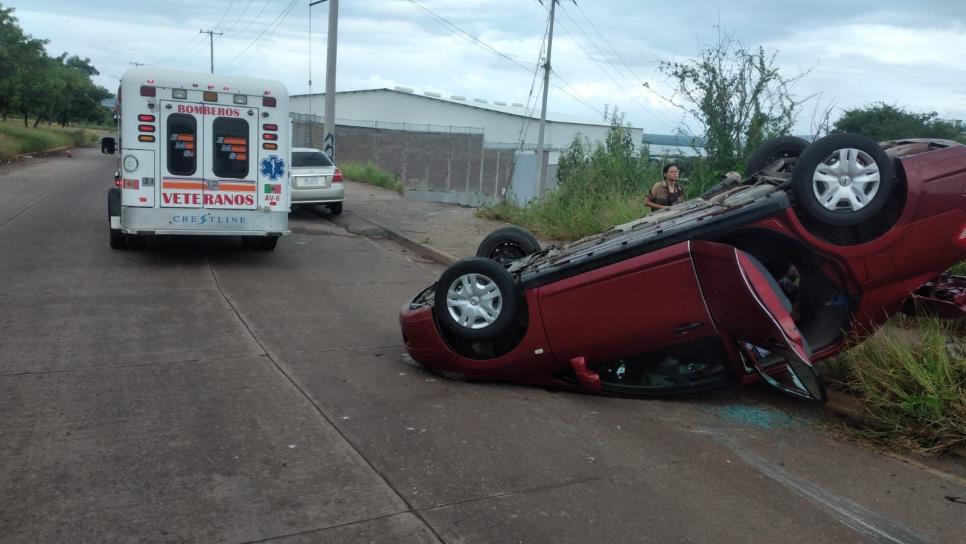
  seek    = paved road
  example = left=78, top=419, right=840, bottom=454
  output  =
left=1, top=148, right=964, bottom=543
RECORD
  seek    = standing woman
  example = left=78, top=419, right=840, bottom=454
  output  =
left=644, top=164, right=684, bottom=211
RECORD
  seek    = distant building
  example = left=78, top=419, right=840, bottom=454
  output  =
left=642, top=133, right=704, bottom=158
left=290, top=88, right=643, bottom=150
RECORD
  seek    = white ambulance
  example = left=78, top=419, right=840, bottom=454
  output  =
left=102, top=68, right=290, bottom=250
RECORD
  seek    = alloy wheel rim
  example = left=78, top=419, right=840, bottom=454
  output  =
left=811, top=147, right=880, bottom=212
left=446, top=273, right=503, bottom=329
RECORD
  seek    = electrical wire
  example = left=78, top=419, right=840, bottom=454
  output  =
left=229, top=0, right=273, bottom=37
left=218, top=0, right=299, bottom=73
left=404, top=0, right=538, bottom=72
left=221, top=0, right=257, bottom=35
left=566, top=1, right=682, bottom=131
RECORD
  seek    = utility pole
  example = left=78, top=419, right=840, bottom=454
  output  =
left=199, top=29, right=223, bottom=74
left=310, top=0, right=338, bottom=160
left=535, top=0, right=556, bottom=198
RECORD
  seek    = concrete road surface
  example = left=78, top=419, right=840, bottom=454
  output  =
left=0, top=148, right=964, bottom=543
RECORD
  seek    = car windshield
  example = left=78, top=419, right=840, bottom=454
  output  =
left=292, top=151, right=333, bottom=168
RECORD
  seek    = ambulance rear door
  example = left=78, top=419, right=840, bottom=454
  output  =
left=202, top=107, right=258, bottom=210
left=159, top=101, right=203, bottom=208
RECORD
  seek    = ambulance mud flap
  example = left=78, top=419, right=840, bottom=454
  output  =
left=108, top=188, right=122, bottom=229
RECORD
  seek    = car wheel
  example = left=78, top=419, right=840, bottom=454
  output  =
left=109, top=228, right=128, bottom=250
left=792, top=133, right=895, bottom=227
left=328, top=202, right=343, bottom=216
left=746, top=136, right=810, bottom=176
left=476, top=226, right=540, bottom=265
left=434, top=257, right=520, bottom=341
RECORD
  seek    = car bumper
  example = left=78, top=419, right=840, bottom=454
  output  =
left=291, top=184, right=345, bottom=205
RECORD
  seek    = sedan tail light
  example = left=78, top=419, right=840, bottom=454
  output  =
left=333, top=168, right=343, bottom=183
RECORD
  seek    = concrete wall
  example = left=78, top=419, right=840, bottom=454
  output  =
left=292, top=118, right=515, bottom=200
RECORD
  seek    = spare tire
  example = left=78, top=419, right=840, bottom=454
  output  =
left=434, top=257, right=521, bottom=341
left=746, top=136, right=810, bottom=176
left=791, top=133, right=894, bottom=227
left=476, top=226, right=541, bottom=265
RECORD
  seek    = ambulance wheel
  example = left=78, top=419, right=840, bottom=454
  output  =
left=260, top=236, right=278, bottom=251
left=128, top=234, right=146, bottom=249
left=243, top=236, right=277, bottom=251
left=109, top=228, right=128, bottom=250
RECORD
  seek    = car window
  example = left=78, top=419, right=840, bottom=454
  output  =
left=167, top=113, right=196, bottom=176
left=212, top=118, right=249, bottom=179
left=292, top=151, right=333, bottom=168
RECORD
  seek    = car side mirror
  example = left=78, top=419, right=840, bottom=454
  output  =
left=101, top=137, right=116, bottom=155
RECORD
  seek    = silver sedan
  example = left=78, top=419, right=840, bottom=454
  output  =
left=290, top=147, right=344, bottom=215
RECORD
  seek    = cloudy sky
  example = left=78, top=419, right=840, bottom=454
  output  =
left=12, top=0, right=966, bottom=135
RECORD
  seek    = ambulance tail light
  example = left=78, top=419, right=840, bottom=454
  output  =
left=333, top=168, right=343, bottom=183
left=138, top=114, right=155, bottom=122
left=262, top=143, right=278, bottom=150
left=262, top=96, right=276, bottom=107
left=263, top=133, right=278, bottom=141
left=140, top=85, right=156, bottom=97
left=262, top=123, right=278, bottom=131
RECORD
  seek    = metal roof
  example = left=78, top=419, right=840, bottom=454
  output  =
left=290, top=88, right=618, bottom=128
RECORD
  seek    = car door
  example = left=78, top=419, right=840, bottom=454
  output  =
left=689, top=240, right=827, bottom=402
left=538, top=241, right=724, bottom=394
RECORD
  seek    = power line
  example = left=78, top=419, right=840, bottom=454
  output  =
left=228, top=0, right=274, bottom=37
left=219, top=0, right=299, bottom=73
left=557, top=2, right=679, bottom=131
left=221, top=0, right=257, bottom=35
left=211, top=0, right=237, bottom=31
left=403, top=0, right=537, bottom=72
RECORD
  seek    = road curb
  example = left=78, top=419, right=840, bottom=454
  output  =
left=1, top=145, right=74, bottom=164
left=366, top=216, right=460, bottom=265
left=328, top=209, right=459, bottom=266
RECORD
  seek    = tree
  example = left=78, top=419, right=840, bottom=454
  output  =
left=0, top=3, right=110, bottom=126
left=658, top=36, right=807, bottom=179
left=833, top=103, right=963, bottom=142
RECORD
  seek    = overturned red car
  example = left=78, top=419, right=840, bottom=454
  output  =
left=399, top=133, right=966, bottom=402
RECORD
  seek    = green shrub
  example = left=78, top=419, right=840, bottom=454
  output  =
left=479, top=117, right=690, bottom=240
left=339, top=162, right=405, bottom=194
left=825, top=316, right=965, bottom=454
left=950, top=261, right=966, bottom=275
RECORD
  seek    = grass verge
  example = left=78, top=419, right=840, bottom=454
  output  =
left=340, top=162, right=405, bottom=194
left=824, top=315, right=965, bottom=454
left=479, top=189, right=650, bottom=241
left=0, top=120, right=100, bottom=161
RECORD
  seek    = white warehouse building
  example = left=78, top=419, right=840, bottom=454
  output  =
left=290, top=87, right=641, bottom=149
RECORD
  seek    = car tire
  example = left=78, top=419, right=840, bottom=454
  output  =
left=746, top=136, right=810, bottom=176
left=328, top=202, right=343, bottom=216
left=476, top=226, right=540, bottom=265
left=109, top=228, right=128, bottom=250
left=434, top=257, right=520, bottom=341
left=792, top=133, right=894, bottom=227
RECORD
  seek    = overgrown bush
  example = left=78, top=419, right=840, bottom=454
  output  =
left=339, top=162, right=405, bottom=194
left=824, top=316, right=966, bottom=454
left=480, top=117, right=666, bottom=240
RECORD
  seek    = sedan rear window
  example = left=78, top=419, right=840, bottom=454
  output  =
left=293, top=151, right=333, bottom=167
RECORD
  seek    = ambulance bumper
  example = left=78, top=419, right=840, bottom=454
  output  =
left=120, top=207, right=290, bottom=236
